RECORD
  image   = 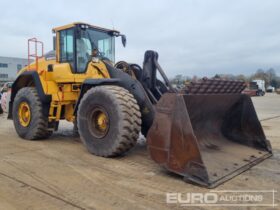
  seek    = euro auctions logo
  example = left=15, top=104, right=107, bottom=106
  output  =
left=167, top=192, right=218, bottom=205
left=166, top=190, right=278, bottom=207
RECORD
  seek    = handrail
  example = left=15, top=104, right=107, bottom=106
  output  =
left=28, top=38, right=44, bottom=70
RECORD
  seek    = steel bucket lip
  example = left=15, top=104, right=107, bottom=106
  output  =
left=181, top=152, right=272, bottom=188
left=147, top=92, right=273, bottom=188
left=180, top=94, right=272, bottom=188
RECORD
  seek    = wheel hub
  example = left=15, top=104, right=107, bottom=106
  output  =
left=18, top=102, right=31, bottom=127
left=89, top=107, right=109, bottom=138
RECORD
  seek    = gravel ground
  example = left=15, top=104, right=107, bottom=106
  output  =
left=0, top=93, right=279, bottom=210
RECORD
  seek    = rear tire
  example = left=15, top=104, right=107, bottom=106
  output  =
left=12, top=87, right=52, bottom=140
left=77, top=85, right=141, bottom=157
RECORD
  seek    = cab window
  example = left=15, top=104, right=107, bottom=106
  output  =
left=76, top=36, right=92, bottom=73
left=59, top=29, right=74, bottom=66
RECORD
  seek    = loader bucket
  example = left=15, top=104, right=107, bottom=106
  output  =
left=147, top=93, right=272, bottom=188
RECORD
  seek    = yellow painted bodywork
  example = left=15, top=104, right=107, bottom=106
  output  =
left=18, top=56, right=110, bottom=123
left=16, top=23, right=116, bottom=126
left=52, top=22, right=119, bottom=34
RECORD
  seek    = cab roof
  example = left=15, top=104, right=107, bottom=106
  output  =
left=52, top=22, right=120, bottom=34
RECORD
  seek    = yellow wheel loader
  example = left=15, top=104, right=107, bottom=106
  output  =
left=9, top=22, right=272, bottom=188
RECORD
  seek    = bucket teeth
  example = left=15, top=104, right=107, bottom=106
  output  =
left=184, top=77, right=247, bottom=94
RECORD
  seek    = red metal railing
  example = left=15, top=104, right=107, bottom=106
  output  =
left=28, top=38, right=44, bottom=70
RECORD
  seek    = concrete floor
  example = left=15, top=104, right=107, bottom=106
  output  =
left=0, top=93, right=279, bottom=210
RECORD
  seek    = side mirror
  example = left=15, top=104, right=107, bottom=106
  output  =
left=53, top=36, right=56, bottom=50
left=121, top=35, right=127, bottom=47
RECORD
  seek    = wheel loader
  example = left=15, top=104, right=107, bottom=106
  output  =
left=9, top=22, right=272, bottom=188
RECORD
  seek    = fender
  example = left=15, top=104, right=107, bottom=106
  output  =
left=74, top=78, right=120, bottom=113
left=74, top=62, right=155, bottom=135
left=8, top=71, right=51, bottom=119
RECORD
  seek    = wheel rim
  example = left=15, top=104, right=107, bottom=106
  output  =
left=18, top=102, right=31, bottom=127
left=89, top=107, right=109, bottom=138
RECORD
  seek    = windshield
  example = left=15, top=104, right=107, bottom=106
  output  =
left=76, top=28, right=115, bottom=72
left=88, top=29, right=115, bottom=62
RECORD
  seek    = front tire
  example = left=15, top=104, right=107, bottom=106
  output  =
left=77, top=85, right=141, bottom=157
left=12, top=87, right=52, bottom=140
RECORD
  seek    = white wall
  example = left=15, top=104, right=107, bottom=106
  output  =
left=0, top=56, right=29, bottom=82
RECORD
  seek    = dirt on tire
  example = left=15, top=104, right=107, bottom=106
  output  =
left=77, top=85, right=141, bottom=157
left=12, top=87, right=52, bottom=140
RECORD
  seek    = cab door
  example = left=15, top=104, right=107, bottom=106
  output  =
left=52, top=28, right=76, bottom=83
left=74, top=27, right=109, bottom=82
